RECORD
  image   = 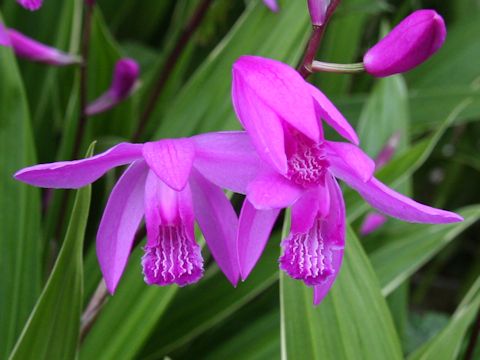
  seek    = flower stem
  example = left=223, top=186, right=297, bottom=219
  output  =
left=80, top=226, right=146, bottom=342
left=132, top=0, right=214, bottom=142
left=297, top=0, right=341, bottom=79
left=311, top=60, right=365, bottom=74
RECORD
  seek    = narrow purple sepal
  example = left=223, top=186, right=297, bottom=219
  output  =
left=97, top=161, right=148, bottom=294
left=307, top=0, right=331, bottom=26
left=85, top=58, right=139, bottom=116
left=364, top=10, right=447, bottom=77
left=6, top=29, right=81, bottom=66
left=17, top=0, right=43, bottom=11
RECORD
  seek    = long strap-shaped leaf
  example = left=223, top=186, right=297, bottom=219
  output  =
left=9, top=147, right=93, bottom=360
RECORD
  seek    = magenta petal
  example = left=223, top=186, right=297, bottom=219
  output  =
left=313, top=176, right=345, bottom=305
left=332, top=168, right=463, bottom=223
left=189, top=170, right=240, bottom=286
left=142, top=138, right=195, bottom=191
left=325, top=140, right=375, bottom=182
left=97, top=161, right=148, bottom=294
left=262, top=0, right=279, bottom=12
left=307, top=83, right=359, bottom=145
left=85, top=92, right=117, bottom=116
left=364, top=10, right=446, bottom=77
left=142, top=171, right=203, bottom=286
left=7, top=29, right=80, bottom=65
left=191, top=131, right=262, bottom=194
left=291, top=185, right=330, bottom=234
left=232, top=68, right=288, bottom=174
left=237, top=200, right=280, bottom=280
left=17, top=0, right=43, bottom=11
left=14, top=143, right=143, bottom=188
left=247, top=172, right=304, bottom=210
left=233, top=56, right=320, bottom=142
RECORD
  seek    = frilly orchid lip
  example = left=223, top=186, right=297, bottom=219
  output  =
left=17, top=0, right=43, bottom=11
left=85, top=58, right=140, bottom=116
left=0, top=26, right=80, bottom=66
left=231, top=55, right=462, bottom=305
left=364, top=9, right=447, bottom=77
left=14, top=132, right=261, bottom=293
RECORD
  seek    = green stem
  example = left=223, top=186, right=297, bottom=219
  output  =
left=311, top=61, right=365, bottom=74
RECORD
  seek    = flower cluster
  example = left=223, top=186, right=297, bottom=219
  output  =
left=13, top=5, right=459, bottom=305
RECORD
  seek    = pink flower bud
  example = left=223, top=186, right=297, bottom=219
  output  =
left=17, top=0, right=43, bottom=11
left=364, top=10, right=446, bottom=77
left=262, top=0, right=279, bottom=12
left=85, top=58, right=140, bottom=116
left=307, top=0, right=331, bottom=26
left=0, top=26, right=80, bottom=66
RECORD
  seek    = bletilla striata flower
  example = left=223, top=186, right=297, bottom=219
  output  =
left=17, top=0, right=42, bottom=11
left=364, top=10, right=446, bottom=77
left=262, top=0, right=279, bottom=12
left=86, top=58, right=140, bottom=116
left=232, top=56, right=462, bottom=305
left=15, top=132, right=261, bottom=293
left=0, top=24, right=80, bottom=66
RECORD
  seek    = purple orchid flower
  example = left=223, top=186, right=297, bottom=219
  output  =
left=0, top=24, right=80, bottom=66
left=364, top=10, right=446, bottom=77
left=232, top=56, right=462, bottom=305
left=17, top=0, right=42, bottom=11
left=15, top=132, right=261, bottom=293
left=85, top=58, right=140, bottom=116
left=263, top=0, right=279, bottom=12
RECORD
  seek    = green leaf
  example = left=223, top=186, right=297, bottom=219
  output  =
left=370, top=205, right=480, bottom=296
left=9, top=145, right=93, bottom=360
left=408, top=276, right=480, bottom=360
left=280, top=223, right=403, bottom=359
left=0, top=14, right=42, bottom=359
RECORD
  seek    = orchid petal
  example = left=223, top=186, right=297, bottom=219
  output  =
left=313, top=176, right=345, bottom=305
left=14, top=143, right=143, bottom=188
left=325, top=140, right=375, bottom=182
left=307, top=83, right=359, bottom=145
left=97, top=161, right=148, bottom=294
left=7, top=29, right=80, bottom=65
left=17, top=0, right=42, bottom=11
left=237, top=200, right=280, bottom=280
left=233, top=56, right=320, bottom=142
left=232, top=68, right=287, bottom=174
left=191, top=131, right=262, bottom=194
left=142, top=138, right=195, bottom=191
left=291, top=185, right=329, bottom=234
left=331, top=167, right=463, bottom=223
left=247, top=172, right=304, bottom=210
left=189, top=170, right=240, bottom=286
